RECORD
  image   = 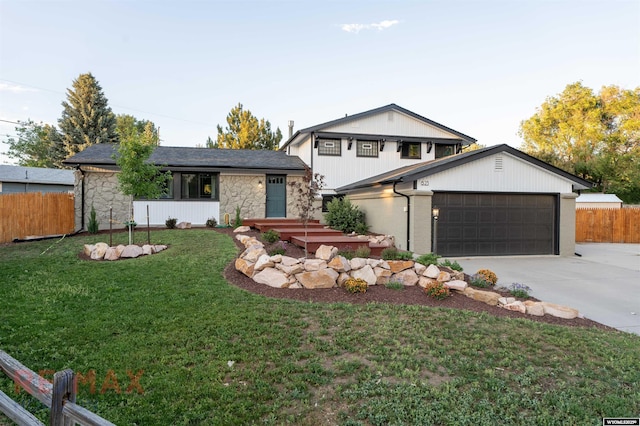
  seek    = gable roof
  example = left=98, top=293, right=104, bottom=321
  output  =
left=576, top=193, right=623, bottom=203
left=336, top=144, right=593, bottom=192
left=0, top=165, right=74, bottom=185
left=280, top=103, right=477, bottom=150
left=63, top=143, right=307, bottom=171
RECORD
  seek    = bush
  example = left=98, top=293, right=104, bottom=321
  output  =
left=469, top=273, right=492, bottom=288
left=88, top=205, right=99, bottom=234
left=439, top=259, right=463, bottom=272
left=509, top=283, right=532, bottom=299
left=337, top=247, right=355, bottom=260
left=354, top=245, right=371, bottom=258
left=165, top=217, right=177, bottom=229
left=261, top=229, right=280, bottom=244
left=354, top=222, right=370, bottom=235
left=268, top=242, right=287, bottom=256
left=205, top=217, right=217, bottom=228
left=325, top=197, right=367, bottom=234
left=385, top=281, right=404, bottom=290
left=381, top=247, right=414, bottom=261
left=342, top=278, right=368, bottom=294
left=476, top=269, right=498, bottom=285
left=234, top=206, right=242, bottom=227
left=416, top=252, right=440, bottom=266
left=424, top=281, right=450, bottom=300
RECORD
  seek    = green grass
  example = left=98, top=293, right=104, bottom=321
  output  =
left=1, top=230, right=639, bottom=425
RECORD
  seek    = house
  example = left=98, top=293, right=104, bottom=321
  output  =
left=576, top=193, right=623, bottom=209
left=62, top=144, right=307, bottom=230
left=337, top=144, right=592, bottom=257
left=0, top=165, right=74, bottom=194
left=280, top=104, right=477, bottom=208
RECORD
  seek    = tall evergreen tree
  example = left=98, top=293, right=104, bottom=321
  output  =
left=214, top=103, right=282, bottom=150
left=116, top=114, right=160, bottom=146
left=58, top=72, right=118, bottom=157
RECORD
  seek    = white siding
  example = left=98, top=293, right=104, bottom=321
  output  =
left=418, top=153, right=575, bottom=193
left=326, top=110, right=458, bottom=139
left=133, top=201, right=219, bottom=226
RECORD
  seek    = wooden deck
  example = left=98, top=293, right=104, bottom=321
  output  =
left=255, top=222, right=326, bottom=232
left=271, top=227, right=343, bottom=241
left=243, top=218, right=320, bottom=229
left=290, top=235, right=387, bottom=256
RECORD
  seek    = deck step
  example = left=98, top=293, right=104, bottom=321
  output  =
left=271, top=227, right=344, bottom=242
left=243, top=218, right=320, bottom=228
left=291, top=236, right=387, bottom=257
left=256, top=222, right=326, bottom=232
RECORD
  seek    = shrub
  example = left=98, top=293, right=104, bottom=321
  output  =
left=424, top=281, right=450, bottom=300
left=88, top=205, right=99, bottom=234
left=509, top=283, right=532, bottom=299
left=342, top=278, right=368, bottom=294
left=382, top=247, right=414, bottom=261
left=234, top=206, right=242, bottom=227
left=165, top=217, right=177, bottom=229
left=385, top=281, right=404, bottom=290
left=325, top=197, right=367, bottom=234
left=469, top=273, right=492, bottom=288
left=205, top=217, right=217, bottom=228
left=337, top=247, right=355, bottom=260
left=354, top=245, right=371, bottom=258
left=439, top=259, right=463, bottom=272
left=261, top=229, right=280, bottom=244
left=354, top=222, right=370, bottom=235
left=416, top=252, right=440, bottom=266
left=268, top=242, right=287, bottom=256
left=476, top=269, right=498, bottom=285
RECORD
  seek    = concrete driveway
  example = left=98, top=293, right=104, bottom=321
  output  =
left=452, top=243, right=640, bottom=334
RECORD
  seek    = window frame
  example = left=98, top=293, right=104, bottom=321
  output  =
left=317, top=139, right=342, bottom=156
left=356, top=140, right=379, bottom=158
left=180, top=172, right=219, bottom=200
left=401, top=142, right=422, bottom=159
left=435, top=144, right=456, bottom=159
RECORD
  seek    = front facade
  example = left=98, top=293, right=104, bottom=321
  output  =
left=281, top=104, right=477, bottom=204
left=338, top=145, right=592, bottom=257
left=0, top=165, right=74, bottom=194
left=63, top=144, right=307, bottom=231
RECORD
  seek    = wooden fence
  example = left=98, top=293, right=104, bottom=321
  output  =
left=576, top=208, right=640, bottom=243
left=0, top=192, right=75, bottom=244
left=0, top=350, right=115, bottom=426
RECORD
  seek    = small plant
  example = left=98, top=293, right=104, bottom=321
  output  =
left=205, top=217, right=217, bottom=228
left=424, top=281, right=451, bottom=300
left=476, top=269, right=498, bottom=285
left=354, top=245, right=371, bottom=258
left=439, top=259, right=463, bottom=272
left=268, top=242, right=287, bottom=256
left=88, top=204, right=99, bottom=234
left=337, top=246, right=355, bottom=260
left=382, top=247, right=414, bottom=261
left=385, top=281, right=404, bottom=290
left=509, top=283, right=532, bottom=299
left=325, top=197, right=368, bottom=234
left=234, top=206, right=243, bottom=227
left=165, top=217, right=177, bottom=229
left=469, top=273, right=492, bottom=288
left=342, top=278, right=368, bottom=294
left=123, top=220, right=137, bottom=229
left=354, top=222, right=369, bottom=235
left=416, top=252, right=440, bottom=266
left=261, top=229, right=280, bottom=244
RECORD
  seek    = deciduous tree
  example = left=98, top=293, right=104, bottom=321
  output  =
left=213, top=103, right=282, bottom=150
left=6, top=120, right=66, bottom=168
left=116, top=114, right=160, bottom=146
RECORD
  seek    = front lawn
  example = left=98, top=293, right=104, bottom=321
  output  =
left=1, top=230, right=638, bottom=425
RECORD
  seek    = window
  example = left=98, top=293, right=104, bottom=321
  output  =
left=401, top=142, right=421, bottom=159
left=435, top=144, right=456, bottom=159
left=357, top=140, right=378, bottom=157
left=136, top=173, right=174, bottom=200
left=181, top=173, right=219, bottom=200
left=318, top=139, right=341, bottom=156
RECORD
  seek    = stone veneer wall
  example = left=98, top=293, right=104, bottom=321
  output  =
left=76, top=171, right=129, bottom=231
left=219, top=174, right=266, bottom=220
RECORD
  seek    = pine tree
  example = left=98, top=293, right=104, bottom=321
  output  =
left=58, top=72, right=118, bottom=157
left=215, top=103, right=282, bottom=150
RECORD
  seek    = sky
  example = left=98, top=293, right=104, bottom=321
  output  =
left=0, top=0, right=638, bottom=164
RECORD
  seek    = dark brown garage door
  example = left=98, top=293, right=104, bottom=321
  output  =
left=432, top=193, right=558, bottom=256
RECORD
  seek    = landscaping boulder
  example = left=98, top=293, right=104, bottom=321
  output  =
left=542, top=302, right=579, bottom=319
left=423, top=264, right=440, bottom=279
left=142, top=244, right=154, bottom=255
left=374, top=267, right=392, bottom=285
left=296, top=269, right=338, bottom=289
left=418, top=277, right=436, bottom=288
left=524, top=301, right=545, bottom=316
left=280, top=256, right=300, bottom=266
left=315, top=245, right=338, bottom=261
left=275, top=262, right=305, bottom=275
left=83, top=244, right=95, bottom=257
left=254, top=254, right=274, bottom=272
left=91, top=242, right=109, bottom=260
left=328, top=256, right=351, bottom=273
left=498, top=297, right=516, bottom=306
left=502, top=301, right=526, bottom=314
left=242, top=246, right=267, bottom=263
left=304, top=259, right=327, bottom=271
left=463, top=287, right=501, bottom=306
left=234, top=226, right=251, bottom=233
left=387, top=260, right=414, bottom=273
left=177, top=221, right=191, bottom=229
left=351, top=265, right=377, bottom=286
left=253, top=268, right=289, bottom=288
left=436, top=271, right=451, bottom=282
left=414, top=262, right=427, bottom=276
left=349, top=258, right=367, bottom=270
left=235, top=258, right=255, bottom=278
left=120, top=245, right=143, bottom=259
left=154, top=245, right=167, bottom=253
left=392, top=269, right=419, bottom=286
left=104, top=247, right=119, bottom=261
left=444, top=280, right=467, bottom=292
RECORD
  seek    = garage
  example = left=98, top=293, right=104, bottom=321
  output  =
left=432, top=192, right=558, bottom=256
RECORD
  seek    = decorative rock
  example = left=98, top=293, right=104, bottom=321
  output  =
left=296, top=269, right=338, bottom=289
left=379, top=260, right=390, bottom=269
left=542, top=302, right=579, bottom=319
left=392, top=269, right=419, bottom=286
left=388, top=260, right=414, bottom=273
left=349, top=258, right=367, bottom=270
left=91, top=242, right=109, bottom=260
left=253, top=268, right=289, bottom=288
left=104, top=247, right=119, bottom=261
left=142, top=245, right=154, bottom=255
left=315, top=245, right=338, bottom=261
left=374, top=267, right=392, bottom=285
left=270, top=254, right=283, bottom=263
left=498, top=297, right=516, bottom=306
left=236, top=234, right=251, bottom=244
left=234, top=226, right=251, bottom=233
left=304, top=259, right=328, bottom=271
left=444, top=280, right=468, bottom=292
left=280, top=256, right=300, bottom=266
left=418, top=277, right=437, bottom=288
left=414, top=262, right=427, bottom=276
left=120, top=245, right=143, bottom=259
left=423, top=264, right=440, bottom=279
left=328, top=256, right=351, bottom=273
left=83, top=244, right=95, bottom=256
left=289, top=282, right=303, bottom=289
left=115, top=245, right=126, bottom=257
left=463, top=287, right=501, bottom=306
left=351, top=265, right=377, bottom=286
left=254, top=254, right=274, bottom=272
left=235, top=258, right=255, bottom=278
left=275, top=262, right=305, bottom=275
left=337, top=272, right=351, bottom=286
left=176, top=221, right=192, bottom=229
left=154, top=245, right=167, bottom=253
left=242, top=247, right=267, bottom=263
left=502, top=301, right=526, bottom=314
left=450, top=271, right=465, bottom=281
left=524, top=301, right=545, bottom=316
left=436, top=271, right=451, bottom=282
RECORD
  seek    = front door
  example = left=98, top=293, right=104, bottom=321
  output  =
left=266, top=175, right=286, bottom=217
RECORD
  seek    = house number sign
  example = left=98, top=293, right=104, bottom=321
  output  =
left=419, top=179, right=429, bottom=187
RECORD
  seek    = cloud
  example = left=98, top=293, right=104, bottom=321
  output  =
left=341, top=19, right=399, bottom=34
left=0, top=82, right=37, bottom=93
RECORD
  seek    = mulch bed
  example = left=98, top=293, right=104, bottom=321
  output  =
left=216, top=227, right=616, bottom=332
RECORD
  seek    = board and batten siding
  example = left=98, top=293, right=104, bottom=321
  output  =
left=133, top=200, right=220, bottom=226
left=418, top=153, right=575, bottom=193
